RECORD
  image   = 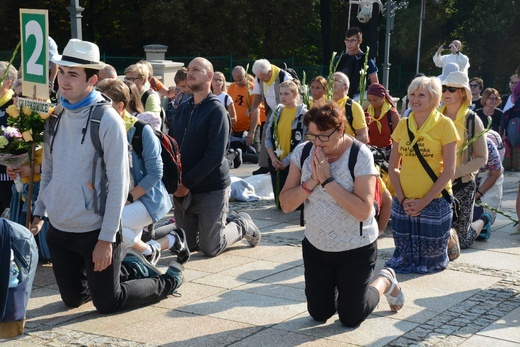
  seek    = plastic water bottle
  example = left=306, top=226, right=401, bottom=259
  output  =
left=9, top=249, right=19, bottom=288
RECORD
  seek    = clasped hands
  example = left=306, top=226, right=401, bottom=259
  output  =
left=310, top=146, right=332, bottom=186
left=401, top=198, right=427, bottom=217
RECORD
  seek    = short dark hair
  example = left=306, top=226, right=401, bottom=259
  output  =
left=85, top=68, right=98, bottom=81
left=345, top=27, right=362, bottom=40
left=469, top=77, right=483, bottom=89
left=303, top=101, right=346, bottom=131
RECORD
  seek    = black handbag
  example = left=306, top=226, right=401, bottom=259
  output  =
left=406, top=119, right=461, bottom=222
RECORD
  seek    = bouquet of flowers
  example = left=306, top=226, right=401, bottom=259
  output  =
left=0, top=104, right=52, bottom=192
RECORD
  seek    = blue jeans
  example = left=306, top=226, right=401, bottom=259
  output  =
left=47, top=225, right=173, bottom=313
left=173, top=187, right=243, bottom=257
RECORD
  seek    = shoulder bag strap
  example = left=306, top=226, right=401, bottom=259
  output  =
left=406, top=118, right=452, bottom=204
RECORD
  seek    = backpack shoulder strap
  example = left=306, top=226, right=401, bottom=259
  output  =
left=347, top=139, right=363, bottom=235
left=345, top=98, right=354, bottom=133
left=47, top=105, right=65, bottom=154
left=348, top=139, right=361, bottom=180
left=466, top=110, right=476, bottom=158
left=89, top=104, right=112, bottom=216
left=278, top=69, right=286, bottom=84
left=300, top=141, right=313, bottom=168
left=274, top=78, right=281, bottom=105
left=386, top=109, right=393, bottom=129
left=224, top=94, right=230, bottom=107
left=131, top=120, right=148, bottom=158
left=298, top=140, right=313, bottom=227
left=141, top=89, right=152, bottom=107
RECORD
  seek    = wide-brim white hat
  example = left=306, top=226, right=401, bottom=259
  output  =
left=442, top=71, right=472, bottom=105
left=52, top=39, right=105, bottom=70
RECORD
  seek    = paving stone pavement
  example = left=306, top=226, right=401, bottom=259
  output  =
left=1, top=163, right=519, bottom=347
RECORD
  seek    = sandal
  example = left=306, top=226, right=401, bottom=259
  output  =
left=378, top=267, right=404, bottom=312
left=448, top=229, right=460, bottom=261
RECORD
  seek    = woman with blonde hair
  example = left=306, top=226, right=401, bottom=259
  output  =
left=122, top=80, right=145, bottom=117
left=265, top=80, right=307, bottom=207
left=124, top=63, right=161, bottom=117
left=211, top=71, right=237, bottom=125
left=440, top=71, right=488, bottom=252
left=386, top=76, right=459, bottom=272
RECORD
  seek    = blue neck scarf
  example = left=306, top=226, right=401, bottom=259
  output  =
left=60, top=90, right=99, bottom=110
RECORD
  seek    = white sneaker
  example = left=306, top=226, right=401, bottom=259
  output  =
left=145, top=240, right=162, bottom=266
left=238, top=212, right=261, bottom=247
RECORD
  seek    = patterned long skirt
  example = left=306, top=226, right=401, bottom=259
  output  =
left=452, top=179, right=477, bottom=249
left=385, top=197, right=451, bottom=274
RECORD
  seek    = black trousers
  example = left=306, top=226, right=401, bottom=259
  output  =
left=47, top=225, right=172, bottom=313
left=302, top=238, right=380, bottom=327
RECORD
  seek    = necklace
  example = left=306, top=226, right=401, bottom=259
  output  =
left=326, top=136, right=349, bottom=163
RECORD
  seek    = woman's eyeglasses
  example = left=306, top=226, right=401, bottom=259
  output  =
left=442, top=86, right=459, bottom=93
left=124, top=76, right=141, bottom=82
left=305, top=128, right=338, bottom=142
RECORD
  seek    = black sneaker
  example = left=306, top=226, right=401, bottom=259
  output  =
left=252, top=167, right=269, bottom=175
left=233, top=148, right=243, bottom=168
left=145, top=240, right=162, bottom=266
left=164, top=261, right=184, bottom=295
left=169, top=228, right=191, bottom=264
left=237, top=212, right=261, bottom=247
left=122, top=249, right=161, bottom=279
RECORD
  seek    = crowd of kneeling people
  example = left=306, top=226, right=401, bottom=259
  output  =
left=1, top=37, right=515, bottom=328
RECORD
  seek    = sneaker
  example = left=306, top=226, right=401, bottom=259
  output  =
left=169, top=228, right=191, bottom=264
left=145, top=240, right=162, bottom=266
left=164, top=261, right=184, bottom=295
left=237, top=212, right=261, bottom=247
left=252, top=167, right=269, bottom=175
left=122, top=249, right=161, bottom=279
left=233, top=148, right=243, bottom=169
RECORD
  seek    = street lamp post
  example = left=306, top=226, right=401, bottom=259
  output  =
left=416, top=0, right=426, bottom=73
left=67, top=0, right=84, bottom=39
left=382, top=1, right=393, bottom=89
left=382, top=1, right=408, bottom=90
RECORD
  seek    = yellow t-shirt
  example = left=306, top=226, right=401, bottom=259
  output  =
left=277, top=107, right=298, bottom=160
left=21, top=147, right=43, bottom=184
left=391, top=111, right=459, bottom=199
left=336, top=96, right=367, bottom=136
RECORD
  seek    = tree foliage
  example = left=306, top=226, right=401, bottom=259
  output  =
left=1, top=0, right=520, bottom=94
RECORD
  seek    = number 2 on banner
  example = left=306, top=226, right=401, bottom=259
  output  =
left=25, top=20, right=44, bottom=76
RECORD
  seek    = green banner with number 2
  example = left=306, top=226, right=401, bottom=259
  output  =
left=21, top=10, right=48, bottom=85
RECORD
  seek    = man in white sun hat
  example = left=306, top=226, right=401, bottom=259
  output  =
left=30, top=39, right=184, bottom=314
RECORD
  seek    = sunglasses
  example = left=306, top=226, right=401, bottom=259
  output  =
left=442, top=86, right=459, bottom=93
left=469, top=84, right=480, bottom=88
